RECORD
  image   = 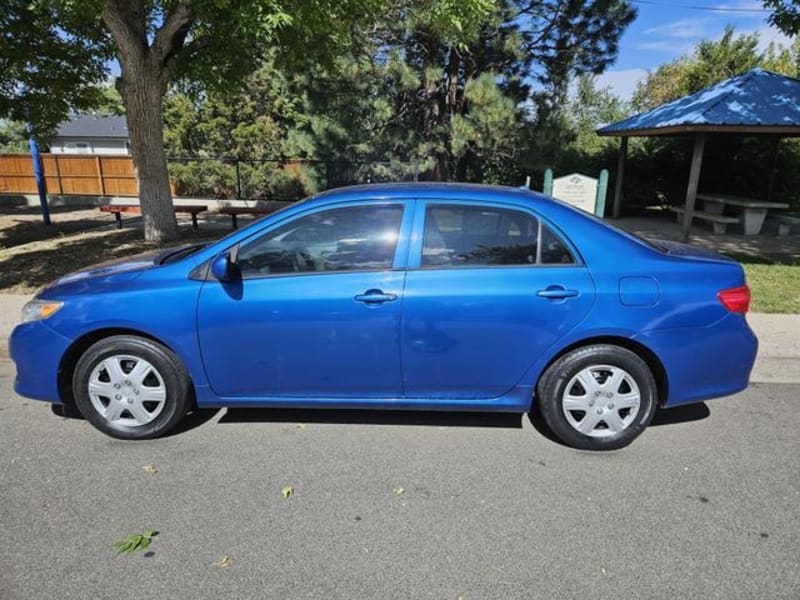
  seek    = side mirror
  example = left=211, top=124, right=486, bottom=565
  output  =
left=211, top=252, right=239, bottom=282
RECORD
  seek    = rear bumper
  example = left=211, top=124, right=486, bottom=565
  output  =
left=634, top=313, right=758, bottom=407
left=9, top=321, right=73, bottom=403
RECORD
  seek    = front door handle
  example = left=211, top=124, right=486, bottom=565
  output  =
left=354, top=289, right=398, bottom=304
left=537, top=285, right=579, bottom=300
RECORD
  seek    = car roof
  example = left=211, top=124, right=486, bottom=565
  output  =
left=313, top=182, right=539, bottom=203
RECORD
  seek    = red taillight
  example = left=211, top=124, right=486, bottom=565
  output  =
left=718, top=285, right=750, bottom=314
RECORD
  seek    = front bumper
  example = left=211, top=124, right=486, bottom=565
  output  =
left=9, top=321, right=74, bottom=403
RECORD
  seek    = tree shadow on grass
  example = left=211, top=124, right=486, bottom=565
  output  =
left=0, top=227, right=219, bottom=293
left=0, top=215, right=116, bottom=251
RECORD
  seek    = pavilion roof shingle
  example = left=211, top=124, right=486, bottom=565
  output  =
left=597, top=68, right=800, bottom=137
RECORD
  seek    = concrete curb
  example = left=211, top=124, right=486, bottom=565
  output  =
left=1, top=293, right=798, bottom=383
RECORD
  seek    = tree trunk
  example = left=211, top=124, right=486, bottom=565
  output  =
left=119, top=72, right=178, bottom=242
left=102, top=0, right=193, bottom=243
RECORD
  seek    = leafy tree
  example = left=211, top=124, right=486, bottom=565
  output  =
left=306, top=0, right=636, bottom=182
left=3, top=1, right=491, bottom=241
left=0, top=0, right=109, bottom=140
left=564, top=76, right=629, bottom=159
left=633, top=26, right=798, bottom=110
left=764, top=0, right=800, bottom=36
left=0, top=120, right=30, bottom=153
left=98, top=0, right=395, bottom=242
left=163, top=58, right=319, bottom=200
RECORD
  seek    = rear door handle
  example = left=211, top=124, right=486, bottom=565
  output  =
left=354, top=289, right=397, bottom=304
left=537, top=285, right=579, bottom=300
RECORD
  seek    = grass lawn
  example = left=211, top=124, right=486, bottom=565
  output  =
left=743, top=263, right=800, bottom=314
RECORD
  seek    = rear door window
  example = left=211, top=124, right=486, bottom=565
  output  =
left=421, top=204, right=573, bottom=267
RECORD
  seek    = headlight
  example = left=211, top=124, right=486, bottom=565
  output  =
left=21, top=299, right=64, bottom=323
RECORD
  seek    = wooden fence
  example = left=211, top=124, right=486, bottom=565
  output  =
left=0, top=154, right=138, bottom=196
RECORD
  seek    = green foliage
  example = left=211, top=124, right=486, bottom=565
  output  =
left=633, top=27, right=799, bottom=110
left=300, top=0, right=634, bottom=182
left=0, top=0, right=110, bottom=135
left=764, top=0, right=800, bottom=36
left=548, top=75, right=631, bottom=180
left=0, top=120, right=29, bottom=153
left=112, top=529, right=158, bottom=554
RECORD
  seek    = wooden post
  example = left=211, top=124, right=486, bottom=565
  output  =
left=612, top=137, right=627, bottom=218
left=52, top=154, right=63, bottom=195
left=681, top=132, right=707, bottom=239
left=96, top=155, right=106, bottom=196
left=766, top=136, right=781, bottom=202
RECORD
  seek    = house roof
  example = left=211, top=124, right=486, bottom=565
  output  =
left=597, top=68, right=800, bottom=137
left=55, top=115, right=129, bottom=139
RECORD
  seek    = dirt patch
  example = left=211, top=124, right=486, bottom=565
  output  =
left=0, top=206, right=114, bottom=251
left=0, top=207, right=224, bottom=293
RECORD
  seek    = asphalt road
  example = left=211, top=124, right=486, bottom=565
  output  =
left=1, top=358, right=798, bottom=600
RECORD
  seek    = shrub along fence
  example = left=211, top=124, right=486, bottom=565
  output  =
left=0, top=154, right=421, bottom=202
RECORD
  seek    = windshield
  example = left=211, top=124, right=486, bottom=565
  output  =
left=159, top=244, right=209, bottom=264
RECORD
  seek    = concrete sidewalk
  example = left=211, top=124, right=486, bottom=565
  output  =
left=1, top=292, right=798, bottom=383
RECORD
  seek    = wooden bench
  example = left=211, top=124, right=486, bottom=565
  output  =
left=769, top=212, right=800, bottom=236
left=668, top=206, right=739, bottom=234
left=100, top=204, right=208, bottom=230
left=217, top=206, right=283, bottom=229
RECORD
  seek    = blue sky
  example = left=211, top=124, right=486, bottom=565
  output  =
left=596, top=0, right=793, bottom=100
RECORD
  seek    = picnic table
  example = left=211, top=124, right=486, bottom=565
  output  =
left=217, top=206, right=283, bottom=229
left=696, top=193, right=789, bottom=235
left=100, top=204, right=208, bottom=230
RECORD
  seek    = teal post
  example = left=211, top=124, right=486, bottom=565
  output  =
left=595, top=169, right=608, bottom=217
left=543, top=168, right=553, bottom=196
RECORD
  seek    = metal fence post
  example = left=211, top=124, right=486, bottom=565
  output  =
left=235, top=159, right=242, bottom=200
left=26, top=123, right=50, bottom=225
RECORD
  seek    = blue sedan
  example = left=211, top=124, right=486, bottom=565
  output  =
left=9, top=183, right=758, bottom=449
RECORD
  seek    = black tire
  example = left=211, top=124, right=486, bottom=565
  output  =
left=72, top=335, right=192, bottom=440
left=536, top=344, right=657, bottom=451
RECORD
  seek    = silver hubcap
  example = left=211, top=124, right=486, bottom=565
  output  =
left=88, top=355, right=166, bottom=427
left=562, top=365, right=641, bottom=438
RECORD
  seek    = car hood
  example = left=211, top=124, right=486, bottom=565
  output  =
left=53, top=250, right=162, bottom=286
left=48, top=244, right=202, bottom=289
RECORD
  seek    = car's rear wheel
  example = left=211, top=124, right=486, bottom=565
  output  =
left=536, top=345, right=657, bottom=450
left=72, top=335, right=191, bottom=440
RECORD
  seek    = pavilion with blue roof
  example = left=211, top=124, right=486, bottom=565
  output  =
left=597, top=68, right=800, bottom=235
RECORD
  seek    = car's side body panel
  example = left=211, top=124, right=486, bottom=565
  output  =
left=197, top=270, right=407, bottom=398
left=401, top=266, right=596, bottom=399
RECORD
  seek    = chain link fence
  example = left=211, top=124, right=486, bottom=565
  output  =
left=167, top=157, right=422, bottom=202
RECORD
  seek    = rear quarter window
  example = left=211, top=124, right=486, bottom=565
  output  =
left=422, top=204, right=574, bottom=267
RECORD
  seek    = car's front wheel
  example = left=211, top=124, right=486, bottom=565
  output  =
left=72, top=335, right=192, bottom=439
left=536, top=345, right=658, bottom=450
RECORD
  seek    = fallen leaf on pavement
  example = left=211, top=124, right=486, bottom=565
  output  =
left=142, top=464, right=157, bottom=475
left=213, top=556, right=232, bottom=568
left=393, top=486, right=405, bottom=496
left=281, top=485, right=294, bottom=498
